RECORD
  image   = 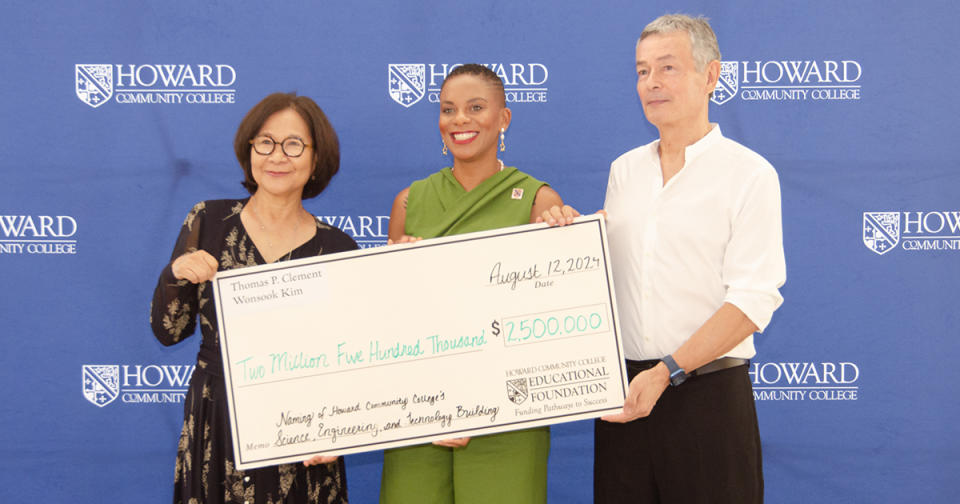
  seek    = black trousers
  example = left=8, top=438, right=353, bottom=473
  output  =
left=594, top=361, right=763, bottom=504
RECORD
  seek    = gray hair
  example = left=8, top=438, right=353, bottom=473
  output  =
left=639, top=14, right=721, bottom=72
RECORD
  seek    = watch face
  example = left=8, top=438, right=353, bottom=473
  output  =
left=670, top=370, right=687, bottom=386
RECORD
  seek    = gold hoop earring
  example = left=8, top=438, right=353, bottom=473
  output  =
left=499, top=128, right=506, bottom=152
left=442, top=138, right=448, bottom=156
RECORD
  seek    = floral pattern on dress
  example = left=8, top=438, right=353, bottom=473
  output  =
left=184, top=201, right=205, bottom=232
left=162, top=299, right=193, bottom=343
left=150, top=199, right=356, bottom=504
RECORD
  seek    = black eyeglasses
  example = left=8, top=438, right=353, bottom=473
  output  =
left=249, top=135, right=312, bottom=157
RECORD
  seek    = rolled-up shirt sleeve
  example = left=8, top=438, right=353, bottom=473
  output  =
left=721, top=164, right=786, bottom=332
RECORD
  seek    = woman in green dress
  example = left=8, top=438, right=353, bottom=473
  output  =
left=380, top=63, right=570, bottom=504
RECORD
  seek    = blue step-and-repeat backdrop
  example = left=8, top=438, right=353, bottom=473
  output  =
left=1, top=1, right=957, bottom=502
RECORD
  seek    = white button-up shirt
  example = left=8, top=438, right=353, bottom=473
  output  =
left=604, top=125, right=786, bottom=361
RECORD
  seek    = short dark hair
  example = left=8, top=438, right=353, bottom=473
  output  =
left=441, top=64, right=506, bottom=106
left=233, top=92, right=339, bottom=199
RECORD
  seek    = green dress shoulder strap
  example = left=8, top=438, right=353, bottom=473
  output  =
left=405, top=166, right=546, bottom=238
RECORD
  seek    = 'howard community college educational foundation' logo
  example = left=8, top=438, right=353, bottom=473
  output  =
left=388, top=63, right=549, bottom=106
left=76, top=64, right=113, bottom=108
left=863, top=212, right=900, bottom=255
left=82, top=365, right=120, bottom=407
left=507, top=378, right=529, bottom=405
left=388, top=64, right=426, bottom=107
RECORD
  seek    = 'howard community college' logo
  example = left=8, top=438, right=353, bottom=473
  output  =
left=0, top=214, right=78, bottom=255
left=76, top=64, right=113, bottom=108
left=751, top=361, right=860, bottom=401
left=81, top=364, right=194, bottom=407
left=388, top=63, right=549, bottom=107
left=389, top=64, right=426, bottom=107
left=863, top=212, right=900, bottom=255
left=711, top=59, right=862, bottom=105
left=712, top=61, right=738, bottom=105
left=863, top=210, right=960, bottom=254
left=317, top=215, right=389, bottom=248
left=75, top=63, right=237, bottom=108
left=82, top=365, right=120, bottom=407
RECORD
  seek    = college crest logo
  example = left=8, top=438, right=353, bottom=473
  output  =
left=75, top=64, right=113, bottom=108
left=863, top=212, right=900, bottom=255
left=711, top=61, right=738, bottom=105
left=506, top=378, right=529, bottom=404
left=82, top=365, right=120, bottom=407
left=388, top=64, right=426, bottom=107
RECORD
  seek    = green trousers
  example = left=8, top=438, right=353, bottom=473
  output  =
left=380, top=427, right=550, bottom=504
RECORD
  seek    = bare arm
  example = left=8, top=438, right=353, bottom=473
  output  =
left=603, top=303, right=757, bottom=423
left=672, top=303, right=758, bottom=373
left=387, top=187, right=421, bottom=244
left=532, top=186, right=581, bottom=225
left=529, top=186, right=565, bottom=223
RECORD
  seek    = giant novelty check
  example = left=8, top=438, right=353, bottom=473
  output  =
left=213, top=215, right=628, bottom=470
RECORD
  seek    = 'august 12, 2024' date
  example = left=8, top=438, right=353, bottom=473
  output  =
left=488, top=255, right=602, bottom=291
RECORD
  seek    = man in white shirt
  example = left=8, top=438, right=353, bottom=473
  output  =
left=542, top=13, right=785, bottom=503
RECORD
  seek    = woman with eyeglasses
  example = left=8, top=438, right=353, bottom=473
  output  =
left=150, top=92, right=354, bottom=504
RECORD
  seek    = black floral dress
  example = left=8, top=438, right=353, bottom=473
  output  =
left=150, top=199, right=355, bottom=504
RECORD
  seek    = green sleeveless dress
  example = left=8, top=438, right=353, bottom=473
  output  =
left=380, top=166, right=551, bottom=504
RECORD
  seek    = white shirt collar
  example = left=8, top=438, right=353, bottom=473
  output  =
left=683, top=123, right=722, bottom=165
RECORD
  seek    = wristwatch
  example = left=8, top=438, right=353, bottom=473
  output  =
left=661, top=354, right=689, bottom=386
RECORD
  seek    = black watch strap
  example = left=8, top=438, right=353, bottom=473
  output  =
left=662, top=354, right=688, bottom=386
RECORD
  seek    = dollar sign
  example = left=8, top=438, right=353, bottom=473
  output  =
left=491, top=319, right=501, bottom=337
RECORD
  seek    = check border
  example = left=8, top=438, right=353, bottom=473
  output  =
left=213, top=215, right=627, bottom=467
